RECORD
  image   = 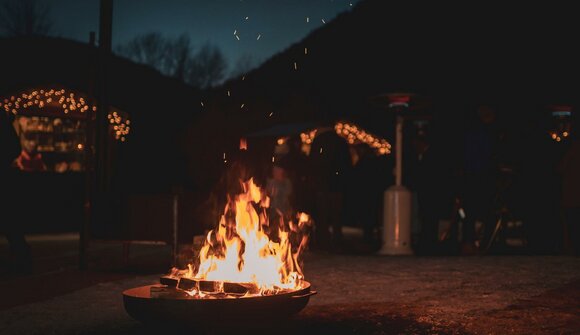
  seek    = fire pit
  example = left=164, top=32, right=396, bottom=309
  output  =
left=123, top=178, right=315, bottom=325
left=123, top=281, right=315, bottom=325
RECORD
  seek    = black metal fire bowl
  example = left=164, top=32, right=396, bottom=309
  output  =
left=123, top=281, right=316, bottom=327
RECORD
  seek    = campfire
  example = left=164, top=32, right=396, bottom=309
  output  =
left=123, top=178, right=315, bottom=325
left=162, top=178, right=312, bottom=298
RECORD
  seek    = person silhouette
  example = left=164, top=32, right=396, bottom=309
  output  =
left=460, top=104, right=502, bottom=254
left=15, top=139, right=47, bottom=172
left=558, top=131, right=580, bottom=256
left=310, top=125, right=352, bottom=250
left=1, top=111, right=32, bottom=272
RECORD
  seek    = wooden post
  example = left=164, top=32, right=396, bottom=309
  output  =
left=80, top=0, right=113, bottom=270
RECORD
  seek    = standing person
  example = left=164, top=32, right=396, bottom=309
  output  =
left=310, top=125, right=352, bottom=250
left=409, top=133, right=449, bottom=254
left=351, top=144, right=385, bottom=247
left=278, top=136, right=313, bottom=214
left=460, top=105, right=502, bottom=254
left=558, top=135, right=580, bottom=256
left=266, top=162, right=293, bottom=225
left=0, top=111, right=31, bottom=272
left=519, top=117, right=562, bottom=254
left=14, top=139, right=47, bottom=172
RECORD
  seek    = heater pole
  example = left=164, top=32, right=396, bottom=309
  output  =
left=378, top=95, right=413, bottom=256
left=395, top=115, right=403, bottom=186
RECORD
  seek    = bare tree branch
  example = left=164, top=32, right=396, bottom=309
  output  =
left=188, top=42, right=227, bottom=89
left=117, top=33, right=227, bottom=89
left=165, top=34, right=192, bottom=81
left=0, top=0, right=52, bottom=37
left=116, top=32, right=168, bottom=71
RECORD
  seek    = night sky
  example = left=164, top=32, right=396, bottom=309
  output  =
left=45, top=0, right=359, bottom=76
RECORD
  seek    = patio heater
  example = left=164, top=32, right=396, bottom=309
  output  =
left=378, top=93, right=413, bottom=255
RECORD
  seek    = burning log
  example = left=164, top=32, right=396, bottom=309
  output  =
left=177, top=277, right=197, bottom=291
left=176, top=278, right=217, bottom=292
left=173, top=278, right=257, bottom=295
left=223, top=282, right=257, bottom=295
left=159, top=276, right=179, bottom=287
left=198, top=280, right=218, bottom=292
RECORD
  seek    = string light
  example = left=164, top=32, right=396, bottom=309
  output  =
left=335, top=122, right=391, bottom=155
left=300, top=123, right=392, bottom=156
left=1, top=87, right=130, bottom=142
left=299, top=129, right=317, bottom=145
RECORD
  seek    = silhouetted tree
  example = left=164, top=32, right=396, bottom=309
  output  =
left=0, top=0, right=52, bottom=37
left=117, top=33, right=227, bottom=89
left=187, top=42, right=227, bottom=89
left=166, top=34, right=192, bottom=81
left=117, top=32, right=185, bottom=78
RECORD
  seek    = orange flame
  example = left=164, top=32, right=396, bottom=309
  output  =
left=239, top=137, right=248, bottom=150
left=176, top=178, right=311, bottom=296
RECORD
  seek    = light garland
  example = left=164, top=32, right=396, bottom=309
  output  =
left=1, top=88, right=130, bottom=141
left=299, top=129, right=317, bottom=145
left=299, top=122, right=391, bottom=156
left=108, top=110, right=130, bottom=141
left=334, top=122, right=391, bottom=155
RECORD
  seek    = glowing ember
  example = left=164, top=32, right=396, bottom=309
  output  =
left=170, top=178, right=311, bottom=298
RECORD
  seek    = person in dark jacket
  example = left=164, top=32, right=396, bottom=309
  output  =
left=558, top=136, right=580, bottom=255
left=460, top=105, right=502, bottom=254
left=1, top=111, right=31, bottom=272
left=408, top=132, right=452, bottom=254
left=310, top=126, right=352, bottom=249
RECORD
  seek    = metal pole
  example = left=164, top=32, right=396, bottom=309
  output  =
left=395, top=115, right=403, bottom=187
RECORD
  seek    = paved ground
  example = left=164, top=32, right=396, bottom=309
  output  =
left=1, top=234, right=579, bottom=334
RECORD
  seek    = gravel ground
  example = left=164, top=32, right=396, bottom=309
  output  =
left=1, top=253, right=579, bottom=335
